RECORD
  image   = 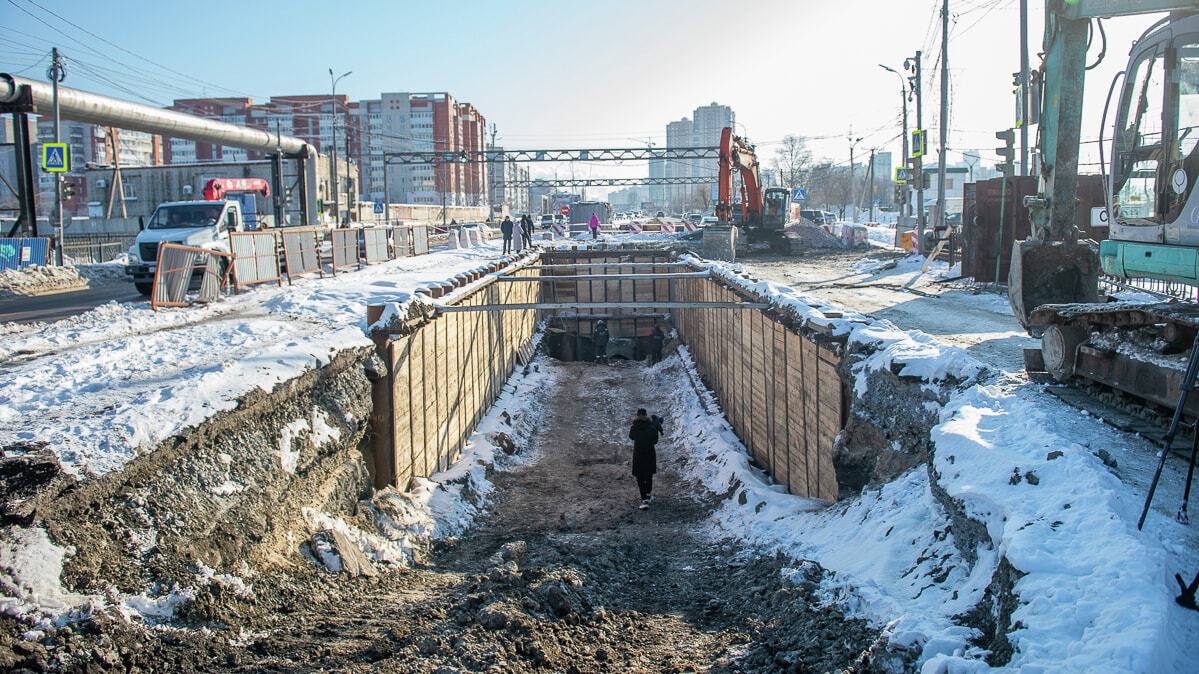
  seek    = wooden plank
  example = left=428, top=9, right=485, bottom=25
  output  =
left=409, top=329, right=427, bottom=477
left=390, top=335, right=412, bottom=488
left=423, top=322, right=439, bottom=475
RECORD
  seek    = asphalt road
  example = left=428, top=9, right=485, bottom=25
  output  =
left=0, top=284, right=144, bottom=324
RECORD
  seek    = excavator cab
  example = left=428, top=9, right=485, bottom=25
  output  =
left=762, top=188, right=789, bottom=231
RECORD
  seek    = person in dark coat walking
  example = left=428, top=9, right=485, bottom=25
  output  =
left=520, top=214, right=534, bottom=248
left=648, top=323, right=665, bottom=364
left=592, top=319, right=609, bottom=363
left=500, top=215, right=514, bottom=254
left=629, top=408, right=660, bottom=509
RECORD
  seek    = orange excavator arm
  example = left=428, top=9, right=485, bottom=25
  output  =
left=716, top=127, right=762, bottom=226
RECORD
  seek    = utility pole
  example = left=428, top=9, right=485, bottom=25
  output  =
left=1019, top=0, right=1030, bottom=176
left=907, top=50, right=925, bottom=251
left=328, top=68, right=351, bottom=227
left=49, top=47, right=65, bottom=263
left=866, top=148, right=876, bottom=222
left=879, top=64, right=910, bottom=225
left=848, top=132, right=862, bottom=221
left=936, top=0, right=950, bottom=242
left=488, top=123, right=498, bottom=219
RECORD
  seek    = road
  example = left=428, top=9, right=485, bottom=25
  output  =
left=742, top=250, right=1037, bottom=373
left=0, top=283, right=143, bottom=324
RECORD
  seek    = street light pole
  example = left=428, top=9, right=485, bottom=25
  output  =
left=49, top=48, right=65, bottom=263
left=328, top=68, right=351, bottom=226
left=879, top=64, right=909, bottom=223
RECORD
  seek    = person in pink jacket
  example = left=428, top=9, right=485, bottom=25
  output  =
left=589, top=213, right=600, bottom=239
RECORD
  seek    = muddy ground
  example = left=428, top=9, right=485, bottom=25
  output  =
left=4, top=358, right=903, bottom=673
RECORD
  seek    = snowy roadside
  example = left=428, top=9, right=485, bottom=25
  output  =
left=0, top=242, right=509, bottom=478
left=652, top=259, right=1198, bottom=672
left=0, top=260, right=130, bottom=300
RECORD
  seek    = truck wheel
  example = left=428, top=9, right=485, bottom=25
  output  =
left=134, top=281, right=153, bottom=296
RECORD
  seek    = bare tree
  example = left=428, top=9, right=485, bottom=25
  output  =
left=773, top=136, right=812, bottom=192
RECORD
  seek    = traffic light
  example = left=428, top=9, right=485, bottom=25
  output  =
left=62, top=179, right=76, bottom=199
left=894, top=184, right=905, bottom=204
left=996, top=129, right=1015, bottom=174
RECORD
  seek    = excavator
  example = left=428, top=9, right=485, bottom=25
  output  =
left=714, top=127, right=791, bottom=251
left=1014, top=1, right=1199, bottom=421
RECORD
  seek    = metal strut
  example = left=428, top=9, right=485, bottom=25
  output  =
left=1139, top=331, right=1199, bottom=530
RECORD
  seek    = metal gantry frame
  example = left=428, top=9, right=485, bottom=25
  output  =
left=491, top=176, right=719, bottom=189
left=385, top=145, right=719, bottom=165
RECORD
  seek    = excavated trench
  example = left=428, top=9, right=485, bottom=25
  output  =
left=0, top=248, right=1016, bottom=672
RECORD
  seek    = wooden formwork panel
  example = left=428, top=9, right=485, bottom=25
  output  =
left=408, top=329, right=428, bottom=477
left=390, top=334, right=413, bottom=488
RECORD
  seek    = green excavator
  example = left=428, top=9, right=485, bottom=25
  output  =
left=1015, top=1, right=1199, bottom=421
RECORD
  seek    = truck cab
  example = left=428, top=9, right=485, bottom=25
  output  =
left=125, top=200, right=245, bottom=295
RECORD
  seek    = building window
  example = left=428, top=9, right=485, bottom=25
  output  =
left=122, top=181, right=136, bottom=200
left=946, top=178, right=954, bottom=189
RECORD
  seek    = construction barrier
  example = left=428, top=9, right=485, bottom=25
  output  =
left=899, top=231, right=917, bottom=250
left=330, top=228, right=361, bottom=273
left=629, top=221, right=643, bottom=234
left=683, top=220, right=698, bottom=233
left=412, top=225, right=430, bottom=255
left=392, top=227, right=412, bottom=257
left=841, top=224, right=869, bottom=248
left=660, top=221, right=675, bottom=234
left=228, top=231, right=282, bottom=292
left=363, top=228, right=391, bottom=263
left=150, top=243, right=232, bottom=311
left=280, top=229, right=323, bottom=283
left=0, top=237, right=50, bottom=271
left=551, top=221, right=567, bottom=238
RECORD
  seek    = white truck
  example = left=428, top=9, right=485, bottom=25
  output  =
left=125, top=199, right=247, bottom=295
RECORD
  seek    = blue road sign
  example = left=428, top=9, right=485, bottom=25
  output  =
left=791, top=188, right=806, bottom=202
left=42, top=143, right=67, bottom=172
left=374, top=202, right=385, bottom=214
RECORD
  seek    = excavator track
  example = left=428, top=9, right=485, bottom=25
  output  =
left=1029, top=301, right=1199, bottom=435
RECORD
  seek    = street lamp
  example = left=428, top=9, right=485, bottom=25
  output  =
left=879, top=63, right=910, bottom=221
left=329, top=68, right=351, bottom=226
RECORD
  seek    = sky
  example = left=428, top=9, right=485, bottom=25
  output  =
left=0, top=0, right=1167, bottom=196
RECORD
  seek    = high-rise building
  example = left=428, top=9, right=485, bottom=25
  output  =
left=691, top=102, right=733, bottom=207
left=665, top=118, right=693, bottom=211
left=648, top=158, right=665, bottom=206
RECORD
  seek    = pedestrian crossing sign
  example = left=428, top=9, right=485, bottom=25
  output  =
left=42, top=143, right=68, bottom=172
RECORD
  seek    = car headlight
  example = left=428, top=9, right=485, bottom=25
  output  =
left=128, top=244, right=140, bottom=263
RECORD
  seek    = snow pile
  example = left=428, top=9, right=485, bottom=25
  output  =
left=0, top=241, right=505, bottom=477
left=0, top=264, right=87, bottom=298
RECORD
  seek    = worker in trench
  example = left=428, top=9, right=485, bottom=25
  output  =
left=648, top=323, right=665, bottom=365
left=592, top=320, right=609, bottom=363
left=629, top=408, right=663, bottom=510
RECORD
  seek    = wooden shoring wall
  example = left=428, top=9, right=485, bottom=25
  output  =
left=671, top=275, right=843, bottom=502
left=536, top=251, right=843, bottom=502
left=388, top=263, right=540, bottom=489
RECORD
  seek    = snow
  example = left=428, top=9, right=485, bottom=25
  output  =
left=0, top=527, right=95, bottom=626
left=0, top=240, right=512, bottom=477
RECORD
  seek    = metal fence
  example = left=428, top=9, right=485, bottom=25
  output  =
left=0, top=237, right=51, bottom=270
left=1099, top=274, right=1199, bottom=303
left=228, top=231, right=282, bottom=291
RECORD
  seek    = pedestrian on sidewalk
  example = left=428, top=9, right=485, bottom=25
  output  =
left=500, top=215, right=514, bottom=254
left=592, top=319, right=609, bottom=363
left=589, top=213, right=600, bottom=239
left=521, top=214, right=534, bottom=248
left=629, top=408, right=661, bottom=509
left=648, top=323, right=665, bottom=364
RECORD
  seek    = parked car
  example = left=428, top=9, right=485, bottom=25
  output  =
left=799, top=209, right=826, bottom=225
left=655, top=211, right=665, bottom=218
left=701, top=216, right=719, bottom=225
left=539, top=214, right=555, bottom=228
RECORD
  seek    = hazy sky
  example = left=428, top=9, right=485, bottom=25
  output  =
left=1, top=0, right=1164, bottom=190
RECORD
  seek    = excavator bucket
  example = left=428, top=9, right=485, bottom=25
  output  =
left=1008, top=239, right=1099, bottom=331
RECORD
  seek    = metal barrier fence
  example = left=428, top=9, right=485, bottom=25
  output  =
left=228, top=231, right=282, bottom=291
left=63, top=240, right=125, bottom=264
left=392, top=227, right=413, bottom=257
left=281, top=229, right=323, bottom=283
left=0, top=237, right=51, bottom=270
left=363, top=227, right=390, bottom=263
left=1099, top=274, right=1199, bottom=303
left=412, top=225, right=430, bottom=255
left=151, top=243, right=232, bottom=310
left=330, top=228, right=361, bottom=273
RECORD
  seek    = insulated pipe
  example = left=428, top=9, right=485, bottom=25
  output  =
left=0, top=74, right=315, bottom=158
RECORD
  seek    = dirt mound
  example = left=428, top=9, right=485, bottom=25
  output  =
left=785, top=221, right=844, bottom=250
